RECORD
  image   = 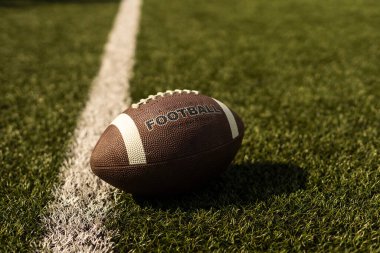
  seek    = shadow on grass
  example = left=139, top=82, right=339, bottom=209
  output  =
left=133, top=162, right=307, bottom=210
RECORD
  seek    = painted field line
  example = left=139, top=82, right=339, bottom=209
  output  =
left=40, top=0, right=141, bottom=251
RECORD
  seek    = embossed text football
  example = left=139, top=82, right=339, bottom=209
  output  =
left=90, top=89, right=244, bottom=195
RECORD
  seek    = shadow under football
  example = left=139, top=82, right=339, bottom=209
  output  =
left=132, top=162, right=308, bottom=210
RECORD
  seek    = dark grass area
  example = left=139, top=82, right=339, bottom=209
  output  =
left=0, top=2, right=118, bottom=251
left=0, top=0, right=118, bottom=6
left=110, top=0, right=380, bottom=251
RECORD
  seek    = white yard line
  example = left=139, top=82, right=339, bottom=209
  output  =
left=40, top=0, right=141, bottom=251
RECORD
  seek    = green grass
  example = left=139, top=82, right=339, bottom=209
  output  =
left=109, top=0, right=380, bottom=251
left=0, top=2, right=118, bottom=251
left=0, top=0, right=379, bottom=251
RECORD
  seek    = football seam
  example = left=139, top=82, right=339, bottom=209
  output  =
left=92, top=133, right=243, bottom=168
left=133, top=89, right=199, bottom=106
left=131, top=92, right=195, bottom=111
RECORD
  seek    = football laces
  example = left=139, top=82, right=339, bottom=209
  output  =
left=131, top=89, right=199, bottom=108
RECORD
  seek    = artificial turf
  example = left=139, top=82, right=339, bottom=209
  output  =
left=109, top=0, right=380, bottom=251
left=0, top=1, right=118, bottom=251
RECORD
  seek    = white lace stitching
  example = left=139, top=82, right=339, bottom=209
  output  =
left=131, top=89, right=199, bottom=108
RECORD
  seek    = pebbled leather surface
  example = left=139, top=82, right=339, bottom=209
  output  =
left=92, top=133, right=243, bottom=195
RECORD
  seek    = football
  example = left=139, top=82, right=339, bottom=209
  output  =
left=90, top=89, right=244, bottom=195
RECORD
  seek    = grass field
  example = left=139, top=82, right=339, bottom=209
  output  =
left=111, top=0, right=380, bottom=251
left=0, top=1, right=118, bottom=251
left=0, top=0, right=379, bottom=251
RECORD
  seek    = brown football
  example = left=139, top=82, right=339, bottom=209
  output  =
left=90, top=89, right=244, bottom=196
